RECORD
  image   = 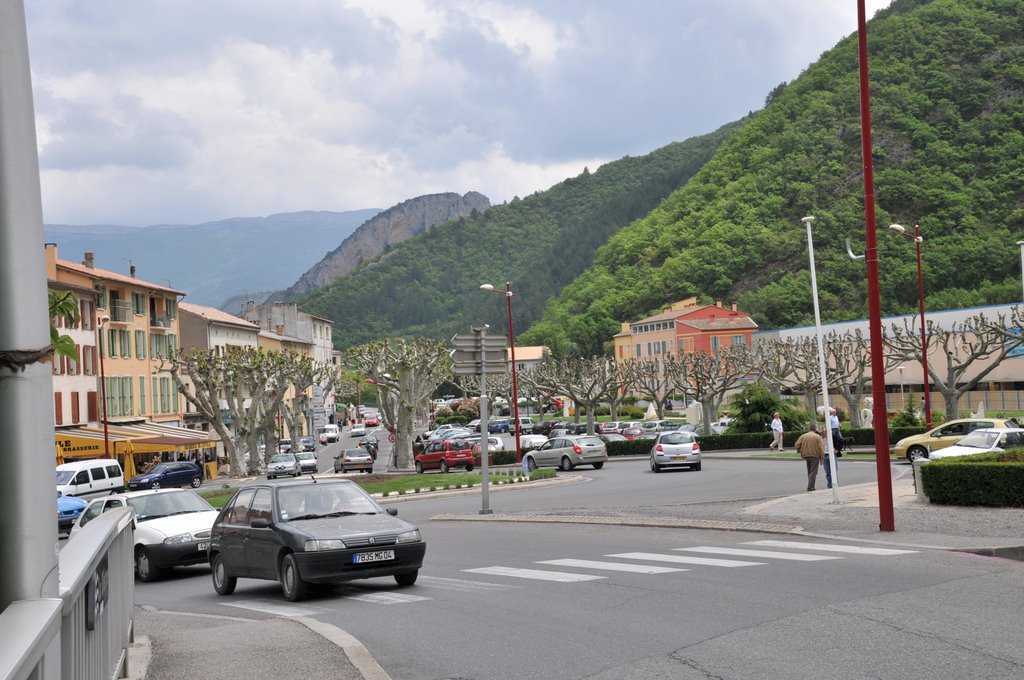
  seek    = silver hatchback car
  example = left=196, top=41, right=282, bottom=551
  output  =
left=649, top=431, right=701, bottom=472
left=526, top=435, right=607, bottom=471
left=267, top=454, right=300, bottom=479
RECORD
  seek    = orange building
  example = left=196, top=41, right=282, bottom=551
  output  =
left=613, top=297, right=758, bottom=361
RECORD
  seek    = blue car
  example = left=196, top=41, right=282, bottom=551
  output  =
left=57, top=491, right=87, bottom=534
left=128, top=461, right=203, bottom=490
left=488, top=419, right=510, bottom=433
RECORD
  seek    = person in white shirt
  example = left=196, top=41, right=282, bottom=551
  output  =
left=769, top=412, right=785, bottom=452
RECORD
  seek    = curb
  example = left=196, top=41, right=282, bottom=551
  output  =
left=296, top=616, right=391, bottom=680
left=430, top=512, right=803, bottom=535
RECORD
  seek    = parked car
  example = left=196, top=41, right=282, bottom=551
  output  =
left=519, top=433, right=549, bottom=448
left=649, top=431, right=702, bottom=472
left=349, top=423, right=367, bottom=437
left=424, top=423, right=459, bottom=438
left=640, top=421, right=660, bottom=435
left=467, top=419, right=481, bottom=432
left=433, top=428, right=473, bottom=441
left=598, top=421, right=623, bottom=434
left=128, top=461, right=203, bottom=491
left=928, top=428, right=1024, bottom=460
left=508, top=416, right=536, bottom=434
left=488, top=419, right=511, bottom=433
left=278, top=440, right=292, bottom=453
left=619, top=421, right=643, bottom=433
left=364, top=414, right=381, bottom=427
left=656, top=420, right=685, bottom=432
left=322, top=424, right=340, bottom=442
left=531, top=420, right=563, bottom=436
left=599, top=432, right=627, bottom=444
left=415, top=439, right=475, bottom=473
left=893, top=418, right=1018, bottom=461
left=294, top=452, right=318, bottom=474
left=71, top=488, right=219, bottom=582
left=56, top=458, right=125, bottom=498
left=334, top=448, right=374, bottom=473
left=57, top=491, right=87, bottom=535
left=460, top=434, right=505, bottom=451
left=208, top=479, right=426, bottom=601
left=621, top=427, right=645, bottom=440
left=267, top=454, right=300, bottom=479
left=300, top=436, right=316, bottom=452
left=524, top=435, right=608, bottom=471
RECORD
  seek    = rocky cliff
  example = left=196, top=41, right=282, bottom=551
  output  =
left=271, top=191, right=490, bottom=301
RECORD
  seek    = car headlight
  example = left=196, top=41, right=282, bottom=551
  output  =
left=895, top=438, right=907, bottom=447
left=163, top=533, right=193, bottom=544
left=396, top=529, right=421, bottom=544
left=304, top=539, right=347, bottom=551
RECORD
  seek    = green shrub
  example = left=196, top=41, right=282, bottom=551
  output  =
left=606, top=439, right=653, bottom=457
left=435, top=415, right=468, bottom=426
left=921, top=450, right=1024, bottom=507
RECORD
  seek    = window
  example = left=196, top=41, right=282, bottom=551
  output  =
left=249, top=488, right=272, bottom=524
left=80, top=300, right=95, bottom=330
left=711, top=336, right=720, bottom=352
left=732, top=335, right=747, bottom=347
left=647, top=342, right=652, bottom=356
left=119, top=330, right=131, bottom=358
left=68, top=345, right=79, bottom=375
left=636, top=344, right=641, bottom=357
left=224, top=488, right=255, bottom=525
left=132, top=292, right=146, bottom=315
left=95, top=285, right=108, bottom=309
left=105, top=464, right=121, bottom=477
left=120, top=377, right=133, bottom=415
left=661, top=340, right=667, bottom=355
left=91, top=466, right=107, bottom=481
left=168, top=334, right=178, bottom=357
left=107, top=328, right=117, bottom=358
left=136, top=330, right=146, bottom=358
left=139, top=376, right=146, bottom=415
left=166, top=298, right=177, bottom=319
left=71, top=392, right=80, bottom=423
left=54, top=393, right=63, bottom=425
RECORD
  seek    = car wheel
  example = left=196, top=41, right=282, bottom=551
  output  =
left=651, top=456, right=662, bottom=473
left=415, top=461, right=424, bottom=474
left=440, top=460, right=450, bottom=473
left=526, top=457, right=537, bottom=472
left=692, top=462, right=702, bottom=471
left=135, top=546, right=163, bottom=583
left=211, top=553, right=236, bottom=595
left=465, top=464, right=474, bottom=472
left=363, top=468, right=372, bottom=474
left=280, top=553, right=308, bottom=602
left=394, top=570, right=418, bottom=587
left=190, top=476, right=201, bottom=488
left=592, top=461, right=604, bottom=470
left=559, top=456, right=575, bottom=472
left=268, top=475, right=275, bottom=480
left=908, top=446, right=929, bottom=462
left=151, top=481, right=161, bottom=490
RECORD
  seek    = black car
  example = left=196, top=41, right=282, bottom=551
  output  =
left=532, top=420, right=562, bottom=436
left=208, top=479, right=426, bottom=602
left=300, top=436, right=316, bottom=452
left=127, top=461, right=203, bottom=490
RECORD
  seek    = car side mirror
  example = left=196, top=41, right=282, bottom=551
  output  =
left=251, top=518, right=271, bottom=529
left=386, top=508, right=398, bottom=516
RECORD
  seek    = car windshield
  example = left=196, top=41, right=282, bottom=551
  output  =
left=295, top=453, right=314, bottom=460
left=270, top=454, right=294, bottom=463
left=148, top=463, right=174, bottom=474
left=957, top=431, right=1001, bottom=449
left=128, top=490, right=214, bottom=522
left=55, top=470, right=75, bottom=485
left=276, top=482, right=381, bottom=521
left=661, top=432, right=695, bottom=444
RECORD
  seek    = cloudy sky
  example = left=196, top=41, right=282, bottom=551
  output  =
left=25, top=0, right=891, bottom=227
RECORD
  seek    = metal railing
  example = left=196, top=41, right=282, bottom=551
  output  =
left=109, top=301, right=132, bottom=323
left=0, top=508, right=135, bottom=680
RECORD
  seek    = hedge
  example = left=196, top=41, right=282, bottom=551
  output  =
left=921, top=450, right=1024, bottom=507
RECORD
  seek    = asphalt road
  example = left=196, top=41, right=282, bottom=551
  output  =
left=134, top=455, right=1024, bottom=679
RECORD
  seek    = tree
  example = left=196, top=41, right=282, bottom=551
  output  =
left=665, top=346, right=754, bottom=435
left=346, top=338, right=450, bottom=469
left=532, top=356, right=622, bottom=434
left=623, top=357, right=674, bottom=419
left=750, top=337, right=798, bottom=397
left=727, top=381, right=803, bottom=434
left=821, top=330, right=873, bottom=428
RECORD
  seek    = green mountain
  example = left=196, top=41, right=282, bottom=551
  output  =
left=523, top=0, right=1024, bottom=356
left=298, top=121, right=745, bottom=348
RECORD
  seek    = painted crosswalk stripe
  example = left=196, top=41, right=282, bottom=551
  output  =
left=606, top=552, right=764, bottom=568
left=743, top=540, right=919, bottom=556
left=418, top=576, right=519, bottom=591
left=339, top=591, right=431, bottom=604
left=464, top=566, right=605, bottom=582
left=678, top=547, right=840, bottom=561
left=220, top=600, right=321, bottom=617
left=537, top=559, right=687, bottom=574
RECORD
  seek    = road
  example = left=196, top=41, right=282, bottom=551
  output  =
left=134, top=449, right=1024, bottom=679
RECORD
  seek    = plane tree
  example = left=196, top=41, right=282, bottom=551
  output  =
left=531, top=356, right=622, bottom=434
left=664, top=345, right=754, bottom=435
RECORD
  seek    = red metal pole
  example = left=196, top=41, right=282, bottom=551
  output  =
left=857, top=0, right=895, bottom=532
left=98, top=322, right=110, bottom=456
left=914, top=225, right=932, bottom=429
left=506, top=282, right=522, bottom=464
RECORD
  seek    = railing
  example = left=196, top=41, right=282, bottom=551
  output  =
left=149, top=314, right=171, bottom=330
left=0, top=508, right=135, bottom=680
left=109, top=301, right=132, bottom=323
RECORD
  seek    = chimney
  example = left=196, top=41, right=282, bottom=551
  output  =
left=715, top=299, right=722, bottom=308
left=731, top=302, right=737, bottom=311
left=276, top=324, right=285, bottom=336
left=130, top=265, right=137, bottom=278
left=84, top=252, right=95, bottom=269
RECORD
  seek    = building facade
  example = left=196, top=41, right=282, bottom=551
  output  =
left=612, top=297, right=758, bottom=362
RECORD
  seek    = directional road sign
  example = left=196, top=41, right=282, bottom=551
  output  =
left=450, top=330, right=508, bottom=375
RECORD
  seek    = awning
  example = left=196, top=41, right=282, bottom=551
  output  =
left=103, top=422, right=219, bottom=453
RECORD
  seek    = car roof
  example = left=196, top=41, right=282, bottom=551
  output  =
left=106, top=488, right=197, bottom=501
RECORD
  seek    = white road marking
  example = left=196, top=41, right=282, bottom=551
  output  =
left=417, top=575, right=519, bottom=591
left=464, top=566, right=606, bottom=582
left=339, top=591, right=430, bottom=604
left=537, top=558, right=687, bottom=574
left=744, top=540, right=919, bottom=556
left=678, top=547, right=841, bottom=561
left=607, top=552, right=764, bottom=568
left=220, top=600, right=321, bottom=617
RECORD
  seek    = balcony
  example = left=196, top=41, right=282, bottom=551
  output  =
left=109, top=300, right=132, bottom=323
left=150, top=314, right=172, bottom=331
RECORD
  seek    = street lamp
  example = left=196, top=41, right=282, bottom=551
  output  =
left=802, top=216, right=840, bottom=503
left=98, top=315, right=111, bottom=456
left=898, top=365, right=904, bottom=411
left=1016, top=240, right=1024, bottom=301
left=889, top=223, right=932, bottom=429
left=480, top=282, right=521, bottom=464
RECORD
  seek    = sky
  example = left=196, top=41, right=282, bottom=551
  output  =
left=25, top=0, right=892, bottom=227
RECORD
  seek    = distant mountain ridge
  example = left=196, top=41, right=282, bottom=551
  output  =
left=269, top=191, right=491, bottom=303
left=44, top=209, right=380, bottom=306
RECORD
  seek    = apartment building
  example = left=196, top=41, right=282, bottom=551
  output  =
left=612, top=297, right=758, bottom=362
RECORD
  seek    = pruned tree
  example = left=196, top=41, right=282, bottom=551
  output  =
left=750, top=337, right=798, bottom=397
left=665, top=346, right=754, bottom=435
left=277, top=355, right=334, bottom=448
left=622, top=357, right=674, bottom=419
left=784, top=337, right=825, bottom=427
left=822, top=330, right=873, bottom=428
left=532, top=356, right=621, bottom=434
left=886, top=310, right=1024, bottom=419
left=346, top=338, right=450, bottom=469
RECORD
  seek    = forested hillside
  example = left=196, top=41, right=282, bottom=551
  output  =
left=522, top=0, right=1024, bottom=356
left=299, top=121, right=745, bottom=348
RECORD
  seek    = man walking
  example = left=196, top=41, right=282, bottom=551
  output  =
left=795, top=425, right=825, bottom=492
left=769, top=412, right=785, bottom=452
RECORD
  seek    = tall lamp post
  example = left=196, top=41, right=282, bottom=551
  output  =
left=1016, top=240, right=1024, bottom=301
left=98, top=314, right=111, bottom=455
left=480, top=282, right=521, bottom=464
left=889, top=224, right=932, bottom=429
left=802, top=216, right=839, bottom=503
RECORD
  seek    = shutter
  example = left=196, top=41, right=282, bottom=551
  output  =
left=71, top=391, right=81, bottom=423
left=54, top=392, right=64, bottom=425
left=87, top=391, right=98, bottom=422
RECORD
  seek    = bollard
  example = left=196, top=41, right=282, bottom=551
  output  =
left=913, top=459, right=930, bottom=503
left=522, top=455, right=530, bottom=479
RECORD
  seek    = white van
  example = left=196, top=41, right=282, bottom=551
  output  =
left=56, top=459, right=125, bottom=498
left=322, top=424, right=340, bottom=442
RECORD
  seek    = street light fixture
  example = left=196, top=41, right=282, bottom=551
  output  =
left=98, top=315, right=111, bottom=456
left=480, top=282, right=521, bottom=464
left=888, top=223, right=932, bottom=429
left=802, top=216, right=840, bottom=503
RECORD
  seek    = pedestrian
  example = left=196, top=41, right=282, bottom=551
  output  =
left=769, top=411, right=784, bottom=452
left=825, top=408, right=842, bottom=489
left=795, top=425, right=825, bottom=492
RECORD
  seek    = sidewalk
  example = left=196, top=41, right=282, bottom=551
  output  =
left=133, top=457, right=1024, bottom=680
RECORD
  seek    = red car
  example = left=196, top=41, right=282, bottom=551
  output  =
left=364, top=415, right=380, bottom=426
left=622, top=427, right=644, bottom=440
left=415, top=439, right=475, bottom=473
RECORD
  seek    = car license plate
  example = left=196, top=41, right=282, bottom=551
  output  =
left=672, top=456, right=686, bottom=461
left=353, top=550, right=395, bottom=564
left=197, top=542, right=208, bottom=551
